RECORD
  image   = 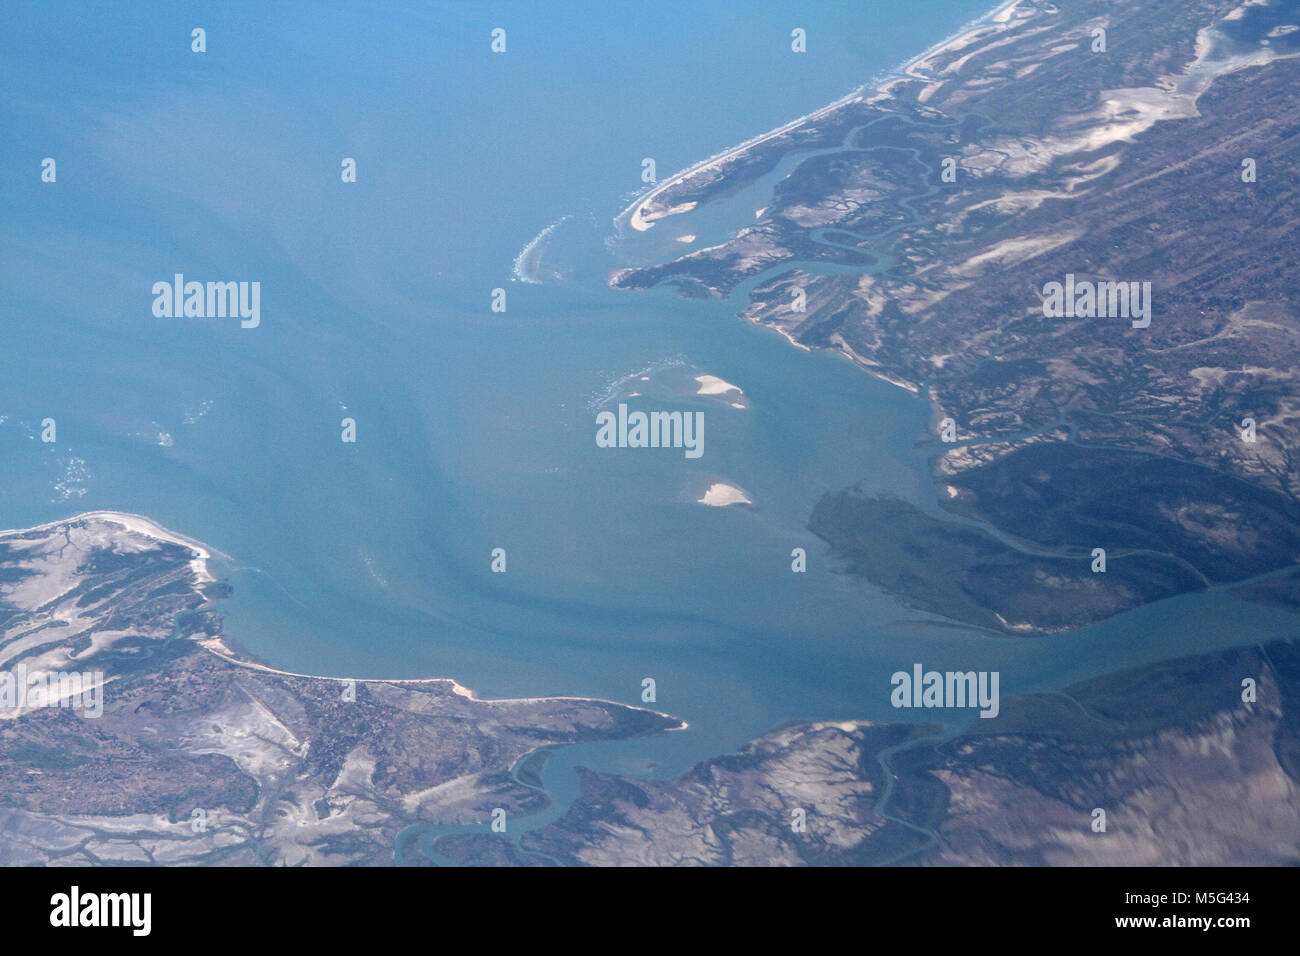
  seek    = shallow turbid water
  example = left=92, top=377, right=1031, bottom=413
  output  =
left=2, top=0, right=1297, bottom=804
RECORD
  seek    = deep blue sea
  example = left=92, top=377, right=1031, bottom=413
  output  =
left=2, top=0, right=1296, bottom=800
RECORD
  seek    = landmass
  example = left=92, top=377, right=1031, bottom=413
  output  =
left=438, top=639, right=1300, bottom=866
left=0, top=513, right=680, bottom=865
left=6, top=0, right=1298, bottom=870
left=809, top=489, right=1205, bottom=632
left=613, top=0, right=1300, bottom=632
left=3, top=513, right=1292, bottom=866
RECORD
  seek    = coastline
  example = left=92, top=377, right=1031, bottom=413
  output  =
left=0, top=509, right=223, bottom=584
left=614, top=1, right=1031, bottom=425
left=0, top=509, right=687, bottom=730
left=617, top=0, right=1026, bottom=232
left=201, top=639, right=688, bottom=729
left=623, top=90, right=869, bottom=231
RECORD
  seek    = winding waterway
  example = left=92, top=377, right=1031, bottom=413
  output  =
left=2, top=1, right=1297, bottom=862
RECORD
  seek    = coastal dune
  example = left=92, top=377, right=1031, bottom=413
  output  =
left=618, top=0, right=1030, bottom=233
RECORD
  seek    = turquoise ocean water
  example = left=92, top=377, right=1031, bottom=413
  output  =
left=2, top=0, right=1296, bottom=810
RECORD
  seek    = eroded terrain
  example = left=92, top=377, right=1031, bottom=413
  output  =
left=0, top=515, right=679, bottom=865
left=436, top=640, right=1300, bottom=866
left=615, top=0, right=1300, bottom=631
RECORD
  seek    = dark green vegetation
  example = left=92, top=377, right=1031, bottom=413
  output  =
left=808, top=440, right=1300, bottom=633
left=810, top=488, right=1204, bottom=632
left=1233, top=568, right=1300, bottom=612
left=944, top=444, right=1300, bottom=583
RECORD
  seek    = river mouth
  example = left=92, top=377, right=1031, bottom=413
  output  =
left=3, top=0, right=1297, bottom=839
left=199, top=190, right=1300, bottom=792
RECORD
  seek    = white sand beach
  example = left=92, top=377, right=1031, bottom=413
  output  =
left=618, top=0, right=1029, bottom=233
left=0, top=510, right=221, bottom=584
left=695, top=374, right=744, bottom=396
left=697, top=482, right=753, bottom=507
